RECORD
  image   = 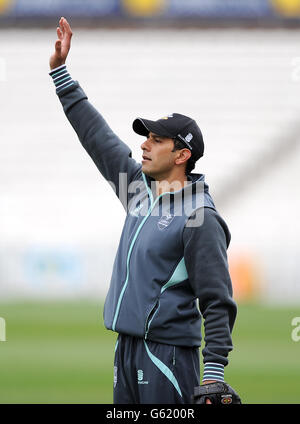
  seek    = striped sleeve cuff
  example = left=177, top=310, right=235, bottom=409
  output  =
left=202, top=362, right=225, bottom=383
left=49, top=64, right=75, bottom=93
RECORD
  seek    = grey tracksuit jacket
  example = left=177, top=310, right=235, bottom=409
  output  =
left=50, top=66, right=237, bottom=379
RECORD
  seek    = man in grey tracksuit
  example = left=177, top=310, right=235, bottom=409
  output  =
left=49, top=18, right=237, bottom=404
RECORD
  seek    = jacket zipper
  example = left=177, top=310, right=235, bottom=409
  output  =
left=144, top=301, right=160, bottom=340
left=112, top=174, right=154, bottom=331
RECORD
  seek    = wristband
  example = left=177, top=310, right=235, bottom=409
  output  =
left=202, top=362, right=225, bottom=383
left=49, top=64, right=75, bottom=93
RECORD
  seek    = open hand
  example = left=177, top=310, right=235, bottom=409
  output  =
left=49, top=17, right=73, bottom=70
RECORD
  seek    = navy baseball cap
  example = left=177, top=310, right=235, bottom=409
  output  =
left=132, top=113, right=204, bottom=161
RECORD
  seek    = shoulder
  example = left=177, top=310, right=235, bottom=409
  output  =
left=183, top=207, right=231, bottom=248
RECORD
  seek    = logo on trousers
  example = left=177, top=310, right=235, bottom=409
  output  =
left=137, top=369, right=149, bottom=384
left=114, top=366, right=118, bottom=388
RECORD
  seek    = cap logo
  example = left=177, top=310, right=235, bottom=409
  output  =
left=161, top=114, right=174, bottom=120
left=185, top=133, right=193, bottom=143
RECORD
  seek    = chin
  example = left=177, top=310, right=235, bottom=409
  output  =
left=142, top=164, right=152, bottom=176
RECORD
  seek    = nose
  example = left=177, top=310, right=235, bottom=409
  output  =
left=141, top=138, right=150, bottom=152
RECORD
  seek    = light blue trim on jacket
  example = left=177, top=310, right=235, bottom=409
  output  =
left=161, top=257, right=188, bottom=294
left=145, top=258, right=188, bottom=337
left=112, top=173, right=154, bottom=331
left=142, top=173, right=154, bottom=205
left=112, top=206, right=153, bottom=331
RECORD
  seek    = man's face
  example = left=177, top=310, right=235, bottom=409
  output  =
left=140, top=132, right=177, bottom=179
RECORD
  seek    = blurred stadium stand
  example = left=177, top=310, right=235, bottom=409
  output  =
left=1, top=0, right=300, bottom=27
left=0, top=1, right=300, bottom=304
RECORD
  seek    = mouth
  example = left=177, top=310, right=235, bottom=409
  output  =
left=142, top=155, right=152, bottom=162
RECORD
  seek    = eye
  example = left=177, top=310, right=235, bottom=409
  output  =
left=154, top=138, right=161, bottom=143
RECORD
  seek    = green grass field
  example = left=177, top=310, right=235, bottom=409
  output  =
left=0, top=301, right=299, bottom=404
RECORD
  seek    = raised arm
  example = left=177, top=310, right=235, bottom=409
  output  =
left=49, top=18, right=141, bottom=208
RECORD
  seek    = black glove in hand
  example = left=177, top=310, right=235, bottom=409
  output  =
left=192, top=382, right=242, bottom=404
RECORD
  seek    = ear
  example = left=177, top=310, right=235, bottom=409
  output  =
left=174, top=149, right=192, bottom=166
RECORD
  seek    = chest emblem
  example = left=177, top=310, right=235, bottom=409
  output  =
left=157, top=213, right=174, bottom=230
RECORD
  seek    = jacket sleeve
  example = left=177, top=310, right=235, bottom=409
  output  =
left=49, top=65, right=141, bottom=209
left=183, top=206, right=237, bottom=380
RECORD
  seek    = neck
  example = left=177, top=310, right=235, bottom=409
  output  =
left=155, top=172, right=188, bottom=196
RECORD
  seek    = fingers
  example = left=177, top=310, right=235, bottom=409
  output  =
left=58, top=17, right=63, bottom=36
left=58, top=17, right=65, bottom=38
left=59, top=17, right=72, bottom=39
left=57, top=27, right=63, bottom=40
left=62, top=18, right=73, bottom=36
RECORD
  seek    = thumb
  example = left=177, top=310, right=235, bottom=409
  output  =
left=55, top=40, right=62, bottom=54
